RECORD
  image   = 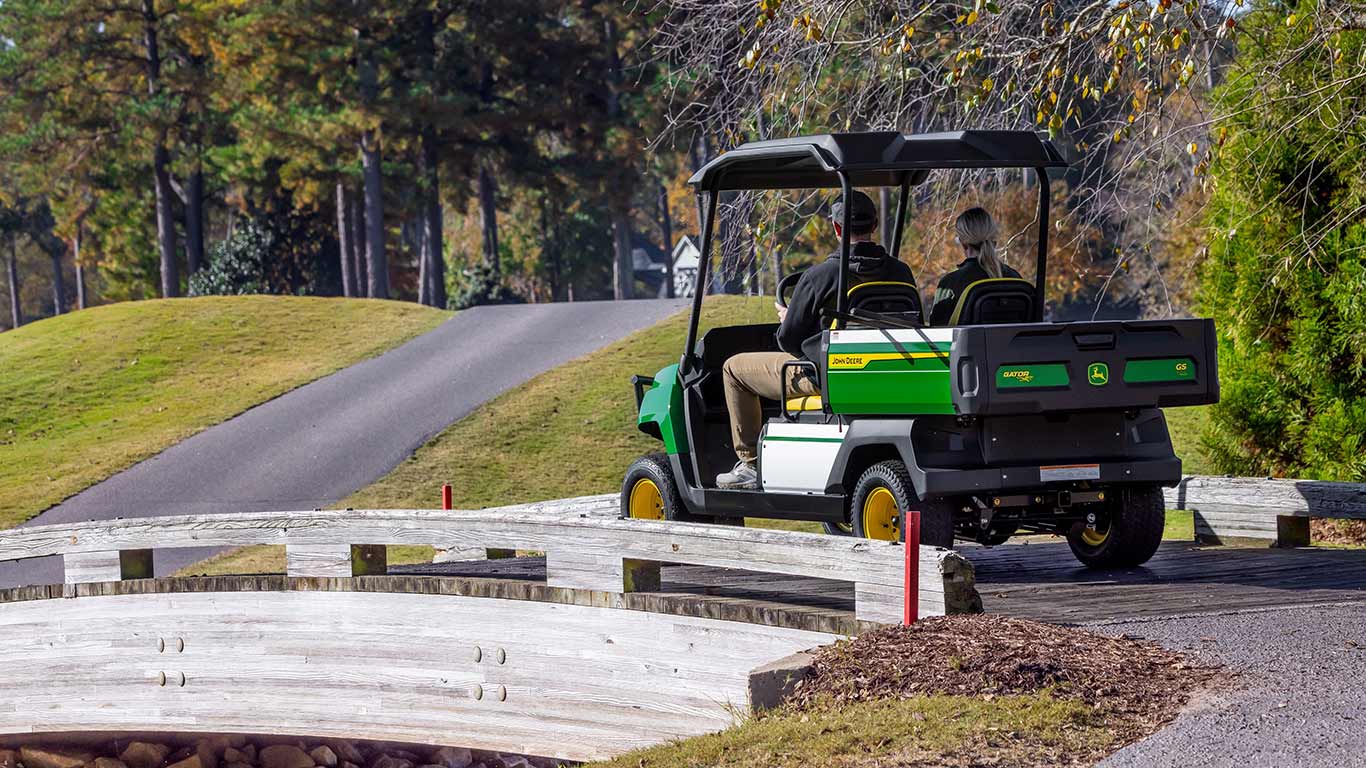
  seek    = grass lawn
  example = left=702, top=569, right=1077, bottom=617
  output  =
left=585, top=693, right=1104, bottom=768
left=0, top=296, right=447, bottom=528
left=1165, top=404, right=1213, bottom=475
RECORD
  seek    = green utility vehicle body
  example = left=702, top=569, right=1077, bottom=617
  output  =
left=624, top=130, right=1219, bottom=568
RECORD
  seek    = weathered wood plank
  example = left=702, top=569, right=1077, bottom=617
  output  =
left=0, top=589, right=837, bottom=761
left=1166, top=476, right=1366, bottom=519
left=0, top=497, right=980, bottom=618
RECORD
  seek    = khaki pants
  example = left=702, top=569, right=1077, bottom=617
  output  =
left=722, top=352, right=820, bottom=464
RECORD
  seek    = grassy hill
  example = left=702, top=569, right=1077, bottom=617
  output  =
left=0, top=296, right=447, bottom=527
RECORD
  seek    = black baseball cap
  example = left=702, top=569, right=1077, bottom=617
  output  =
left=830, top=190, right=879, bottom=230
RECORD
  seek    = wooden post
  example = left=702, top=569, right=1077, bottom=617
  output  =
left=64, top=549, right=154, bottom=584
left=286, top=544, right=388, bottom=577
left=903, top=510, right=919, bottom=625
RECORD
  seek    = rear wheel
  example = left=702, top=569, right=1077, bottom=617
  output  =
left=1066, top=485, right=1165, bottom=568
left=849, top=460, right=954, bottom=549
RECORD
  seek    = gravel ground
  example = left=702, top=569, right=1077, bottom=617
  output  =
left=1094, top=601, right=1366, bottom=767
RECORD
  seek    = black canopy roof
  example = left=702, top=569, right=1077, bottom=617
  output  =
left=687, top=130, right=1067, bottom=191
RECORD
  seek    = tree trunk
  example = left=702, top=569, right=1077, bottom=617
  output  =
left=478, top=163, right=500, bottom=273
left=73, top=223, right=88, bottom=310
left=879, top=187, right=894, bottom=247
left=350, top=188, right=366, bottom=294
left=357, top=20, right=387, bottom=299
left=611, top=209, right=633, bottom=300
left=6, top=234, right=21, bottom=329
left=361, top=135, right=387, bottom=299
left=416, top=9, right=446, bottom=309
left=420, top=135, right=446, bottom=308
left=335, top=182, right=355, bottom=297
left=658, top=182, right=674, bottom=299
left=50, top=246, right=65, bottom=316
left=143, top=0, right=178, bottom=298
left=185, top=161, right=205, bottom=276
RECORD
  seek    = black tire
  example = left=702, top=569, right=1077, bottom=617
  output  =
left=1066, top=485, right=1166, bottom=568
left=621, top=453, right=704, bottom=522
left=849, top=460, right=955, bottom=549
left=822, top=519, right=855, bottom=537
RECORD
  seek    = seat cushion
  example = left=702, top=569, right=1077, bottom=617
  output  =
left=785, top=394, right=824, bottom=411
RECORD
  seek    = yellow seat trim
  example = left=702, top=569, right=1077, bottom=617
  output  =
left=831, top=280, right=919, bottom=330
left=945, top=277, right=1035, bottom=326
left=785, top=394, right=824, bottom=411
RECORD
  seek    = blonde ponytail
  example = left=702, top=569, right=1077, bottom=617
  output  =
left=955, top=207, right=1005, bottom=279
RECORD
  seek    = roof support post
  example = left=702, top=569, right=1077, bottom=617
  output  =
left=889, top=175, right=911, bottom=262
left=836, top=171, right=853, bottom=315
left=681, top=190, right=719, bottom=374
left=1033, top=167, right=1050, bottom=322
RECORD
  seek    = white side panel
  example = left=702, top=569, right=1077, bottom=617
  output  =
left=760, top=422, right=845, bottom=494
left=829, top=327, right=955, bottom=345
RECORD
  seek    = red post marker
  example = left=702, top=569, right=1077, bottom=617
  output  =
left=904, top=509, right=920, bottom=625
left=441, top=484, right=453, bottom=511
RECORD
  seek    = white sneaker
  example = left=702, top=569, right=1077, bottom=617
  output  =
left=716, top=461, right=758, bottom=489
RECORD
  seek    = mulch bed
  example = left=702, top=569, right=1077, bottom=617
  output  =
left=1312, top=518, right=1366, bottom=546
left=788, top=614, right=1221, bottom=747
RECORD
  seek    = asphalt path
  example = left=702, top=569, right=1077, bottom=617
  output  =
left=0, top=298, right=687, bottom=588
left=1096, top=602, right=1366, bottom=767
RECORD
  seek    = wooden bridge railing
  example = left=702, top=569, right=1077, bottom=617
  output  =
left=1164, top=475, right=1366, bottom=546
left=0, top=494, right=981, bottom=622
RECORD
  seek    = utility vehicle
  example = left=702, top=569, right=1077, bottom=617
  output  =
left=623, top=131, right=1218, bottom=568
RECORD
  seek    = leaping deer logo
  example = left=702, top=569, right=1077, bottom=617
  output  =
left=1087, top=363, right=1109, bottom=386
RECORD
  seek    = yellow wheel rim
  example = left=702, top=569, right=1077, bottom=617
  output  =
left=628, top=478, right=665, bottom=520
left=861, top=487, right=902, bottom=541
left=1081, top=522, right=1110, bottom=547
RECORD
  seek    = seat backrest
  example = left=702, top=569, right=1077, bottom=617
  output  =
left=831, top=281, right=923, bottom=329
left=947, top=278, right=1036, bottom=326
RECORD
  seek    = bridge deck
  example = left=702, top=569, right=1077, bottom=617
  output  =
left=405, top=540, right=1366, bottom=626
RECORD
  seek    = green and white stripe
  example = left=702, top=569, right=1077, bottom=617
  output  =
left=825, top=328, right=956, bottom=416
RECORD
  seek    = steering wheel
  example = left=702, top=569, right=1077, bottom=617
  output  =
left=776, top=270, right=804, bottom=308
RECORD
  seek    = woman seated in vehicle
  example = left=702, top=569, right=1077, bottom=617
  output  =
left=927, top=207, right=1021, bottom=326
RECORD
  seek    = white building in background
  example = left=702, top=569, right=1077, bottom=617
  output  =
left=671, top=236, right=700, bottom=298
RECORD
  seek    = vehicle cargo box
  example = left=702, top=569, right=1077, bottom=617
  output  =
left=950, top=318, right=1218, bottom=416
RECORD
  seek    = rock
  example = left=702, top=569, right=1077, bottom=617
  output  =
left=224, top=763, right=254, bottom=768
left=0, top=750, right=17, bottom=768
left=94, top=758, right=129, bottom=768
left=120, top=742, right=172, bottom=768
left=307, top=748, right=336, bottom=768
left=20, top=747, right=95, bottom=768
left=524, top=760, right=561, bottom=768
left=368, top=757, right=411, bottom=768
left=322, top=744, right=362, bottom=767
left=340, top=763, right=361, bottom=768
left=167, top=755, right=210, bottom=768
left=259, top=746, right=314, bottom=768
left=384, top=753, right=420, bottom=765
left=240, top=746, right=257, bottom=764
left=427, top=749, right=472, bottom=768
left=221, top=750, right=245, bottom=766
left=486, top=758, right=531, bottom=768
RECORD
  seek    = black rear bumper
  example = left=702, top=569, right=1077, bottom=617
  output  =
left=918, top=456, right=1182, bottom=498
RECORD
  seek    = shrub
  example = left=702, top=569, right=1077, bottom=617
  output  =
left=1198, top=3, right=1366, bottom=480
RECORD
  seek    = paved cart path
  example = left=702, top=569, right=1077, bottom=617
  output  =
left=0, top=298, right=686, bottom=588
left=1096, top=603, right=1366, bottom=768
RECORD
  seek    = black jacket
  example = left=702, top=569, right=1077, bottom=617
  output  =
left=928, top=257, right=1022, bottom=326
left=776, top=241, right=918, bottom=360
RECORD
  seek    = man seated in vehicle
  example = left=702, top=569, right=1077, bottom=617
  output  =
left=716, top=190, right=918, bottom=489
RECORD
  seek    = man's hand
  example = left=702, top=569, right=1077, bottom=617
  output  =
left=774, top=300, right=787, bottom=323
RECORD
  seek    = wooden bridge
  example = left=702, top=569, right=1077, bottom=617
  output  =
left=0, top=476, right=1362, bottom=761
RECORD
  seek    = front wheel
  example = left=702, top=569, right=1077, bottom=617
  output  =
left=1066, top=485, right=1166, bottom=569
left=622, top=453, right=704, bottom=522
left=849, top=460, right=955, bottom=548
